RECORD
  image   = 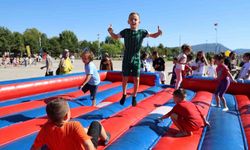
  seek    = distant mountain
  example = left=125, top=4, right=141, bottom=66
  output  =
left=233, top=49, right=250, bottom=55
left=192, top=43, right=230, bottom=53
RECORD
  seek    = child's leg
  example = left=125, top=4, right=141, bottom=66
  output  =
left=131, top=77, right=139, bottom=106
left=218, top=78, right=230, bottom=110
left=90, top=85, right=98, bottom=106
left=175, top=68, right=182, bottom=89
left=215, top=94, right=221, bottom=107
left=133, top=77, right=140, bottom=97
left=220, top=96, right=228, bottom=111
left=160, top=72, right=166, bottom=84
left=120, top=76, right=128, bottom=105
left=87, top=121, right=110, bottom=147
left=171, top=113, right=185, bottom=132
left=171, top=113, right=192, bottom=136
left=122, top=76, right=128, bottom=95
left=92, top=99, right=96, bottom=106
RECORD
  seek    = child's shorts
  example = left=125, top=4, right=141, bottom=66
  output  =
left=214, top=77, right=230, bottom=97
left=87, top=121, right=102, bottom=148
left=155, top=71, right=166, bottom=82
left=122, top=62, right=140, bottom=77
left=81, top=83, right=98, bottom=100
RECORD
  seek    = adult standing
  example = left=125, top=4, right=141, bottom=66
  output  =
left=152, top=51, right=166, bottom=84
left=57, top=49, right=73, bottom=75
left=100, top=53, right=113, bottom=70
left=224, top=51, right=237, bottom=75
left=40, top=50, right=53, bottom=76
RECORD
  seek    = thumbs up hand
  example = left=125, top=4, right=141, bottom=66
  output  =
left=157, top=26, right=162, bottom=35
left=108, top=24, right=113, bottom=33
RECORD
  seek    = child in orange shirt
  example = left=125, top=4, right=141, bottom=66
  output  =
left=31, top=98, right=110, bottom=150
left=158, top=89, right=210, bottom=137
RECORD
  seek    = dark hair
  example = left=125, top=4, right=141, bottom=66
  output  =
left=46, top=98, right=69, bottom=125
left=229, top=51, right=235, bottom=57
left=181, top=44, right=192, bottom=53
left=81, top=49, right=94, bottom=61
left=187, top=54, right=193, bottom=61
left=208, top=57, right=214, bottom=62
left=243, top=52, right=250, bottom=59
left=173, top=57, right=178, bottom=61
left=152, top=51, right=158, bottom=56
left=195, top=51, right=206, bottom=63
left=173, top=89, right=186, bottom=100
left=141, top=52, right=148, bottom=60
left=43, top=50, right=48, bottom=54
left=214, top=53, right=225, bottom=61
left=129, top=12, right=140, bottom=19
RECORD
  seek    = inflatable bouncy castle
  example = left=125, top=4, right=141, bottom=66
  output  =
left=0, top=71, right=249, bottom=150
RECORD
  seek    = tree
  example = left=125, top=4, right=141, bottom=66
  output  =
left=101, top=36, right=124, bottom=57
left=40, top=33, right=49, bottom=52
left=59, top=30, right=78, bottom=53
left=0, top=27, right=13, bottom=54
left=23, top=28, right=41, bottom=54
left=89, top=41, right=99, bottom=55
left=79, top=40, right=91, bottom=50
left=48, top=37, right=61, bottom=56
left=12, top=32, right=25, bottom=54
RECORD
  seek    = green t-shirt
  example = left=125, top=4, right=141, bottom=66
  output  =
left=120, top=28, right=148, bottom=65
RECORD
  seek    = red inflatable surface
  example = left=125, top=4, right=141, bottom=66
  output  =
left=235, top=95, right=250, bottom=146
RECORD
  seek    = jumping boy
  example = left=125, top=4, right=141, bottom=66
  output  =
left=157, top=89, right=210, bottom=137
left=31, top=98, right=110, bottom=150
left=108, top=12, right=162, bottom=106
left=80, top=49, right=100, bottom=106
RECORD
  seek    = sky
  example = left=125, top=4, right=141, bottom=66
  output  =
left=0, top=0, right=250, bottom=50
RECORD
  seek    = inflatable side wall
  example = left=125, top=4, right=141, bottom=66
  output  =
left=182, top=77, right=250, bottom=97
left=0, top=71, right=158, bottom=101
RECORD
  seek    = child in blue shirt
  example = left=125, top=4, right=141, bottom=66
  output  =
left=80, top=48, right=100, bottom=106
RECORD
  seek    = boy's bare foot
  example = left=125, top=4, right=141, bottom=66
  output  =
left=174, top=131, right=193, bottom=137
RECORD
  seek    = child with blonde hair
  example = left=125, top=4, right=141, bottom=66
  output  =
left=80, top=48, right=100, bottom=106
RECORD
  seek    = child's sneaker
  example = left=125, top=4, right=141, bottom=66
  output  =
left=222, top=107, right=229, bottom=111
left=120, top=95, right=126, bottom=105
left=132, top=96, right=137, bottom=106
left=104, top=132, right=111, bottom=146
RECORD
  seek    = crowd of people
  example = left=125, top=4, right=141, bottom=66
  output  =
left=0, top=52, right=42, bottom=68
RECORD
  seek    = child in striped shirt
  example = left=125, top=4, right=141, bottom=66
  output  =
left=108, top=12, right=162, bottom=106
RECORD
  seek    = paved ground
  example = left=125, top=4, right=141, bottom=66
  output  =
left=0, top=59, right=174, bottom=84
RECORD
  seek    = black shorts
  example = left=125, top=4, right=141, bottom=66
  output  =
left=87, top=121, right=102, bottom=148
left=81, top=83, right=98, bottom=100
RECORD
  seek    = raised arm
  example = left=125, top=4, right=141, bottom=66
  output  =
left=202, top=53, right=209, bottom=65
left=107, top=24, right=120, bottom=40
left=148, top=26, right=162, bottom=38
